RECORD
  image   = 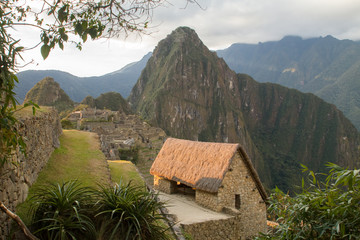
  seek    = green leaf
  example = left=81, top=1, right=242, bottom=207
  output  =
left=41, top=44, right=51, bottom=59
left=82, top=33, right=87, bottom=42
left=75, top=22, right=83, bottom=35
left=89, top=28, right=97, bottom=39
left=58, top=5, right=68, bottom=23
left=58, top=41, right=64, bottom=50
left=302, top=177, right=305, bottom=189
left=310, top=170, right=316, bottom=184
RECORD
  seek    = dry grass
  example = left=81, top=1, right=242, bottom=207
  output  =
left=150, top=138, right=238, bottom=192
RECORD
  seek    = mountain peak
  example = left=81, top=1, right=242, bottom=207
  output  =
left=151, top=26, right=205, bottom=60
left=24, top=77, right=74, bottom=114
left=170, top=26, right=198, bottom=39
left=129, top=27, right=360, bottom=192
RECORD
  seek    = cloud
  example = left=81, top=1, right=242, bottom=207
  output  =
left=19, top=0, right=360, bottom=76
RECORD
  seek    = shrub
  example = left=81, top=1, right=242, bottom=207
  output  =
left=119, top=146, right=139, bottom=164
left=94, top=181, right=171, bottom=240
left=256, top=163, right=360, bottom=240
left=29, top=181, right=96, bottom=240
left=61, top=119, right=75, bottom=129
left=27, top=180, right=170, bottom=240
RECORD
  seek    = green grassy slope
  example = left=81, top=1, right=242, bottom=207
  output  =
left=16, top=130, right=144, bottom=222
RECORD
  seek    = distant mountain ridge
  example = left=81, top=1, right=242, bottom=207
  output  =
left=16, top=36, right=360, bottom=132
left=15, top=52, right=151, bottom=102
left=217, top=35, right=360, bottom=130
left=129, top=27, right=360, bottom=192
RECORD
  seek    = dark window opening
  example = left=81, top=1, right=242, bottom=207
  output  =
left=175, top=183, right=195, bottom=197
left=235, top=194, right=241, bottom=209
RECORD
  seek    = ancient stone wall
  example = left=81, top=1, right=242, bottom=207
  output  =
left=181, top=215, right=243, bottom=240
left=153, top=176, right=176, bottom=194
left=195, top=190, right=220, bottom=211
left=218, top=154, right=267, bottom=238
left=193, top=154, right=267, bottom=239
left=0, top=108, right=62, bottom=239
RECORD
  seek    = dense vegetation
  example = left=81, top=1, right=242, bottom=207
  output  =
left=28, top=181, right=170, bottom=240
left=256, top=164, right=360, bottom=240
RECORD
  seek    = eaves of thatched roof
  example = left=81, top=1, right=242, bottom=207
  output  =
left=150, top=138, right=267, bottom=200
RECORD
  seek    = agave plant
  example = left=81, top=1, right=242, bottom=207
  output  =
left=29, top=180, right=96, bottom=240
left=94, top=181, right=171, bottom=240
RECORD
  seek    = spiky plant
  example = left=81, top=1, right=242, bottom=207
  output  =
left=94, top=181, right=171, bottom=240
left=29, top=180, right=96, bottom=240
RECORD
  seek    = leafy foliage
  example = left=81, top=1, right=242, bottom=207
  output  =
left=28, top=180, right=170, bottom=240
left=29, top=181, right=96, bottom=240
left=256, top=163, right=360, bottom=240
left=15, top=0, right=163, bottom=59
left=0, top=2, right=39, bottom=165
left=94, top=181, right=171, bottom=240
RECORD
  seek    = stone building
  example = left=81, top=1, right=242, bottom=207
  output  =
left=150, top=138, right=268, bottom=239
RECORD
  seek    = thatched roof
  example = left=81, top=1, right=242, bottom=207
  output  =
left=150, top=138, right=267, bottom=200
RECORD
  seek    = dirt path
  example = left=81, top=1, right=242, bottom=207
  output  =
left=158, top=192, right=231, bottom=225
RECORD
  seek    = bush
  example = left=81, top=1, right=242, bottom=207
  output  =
left=61, top=119, right=75, bottom=129
left=256, top=163, right=360, bottom=240
left=27, top=180, right=170, bottom=240
left=119, top=146, right=139, bottom=164
left=29, top=181, right=96, bottom=240
left=94, top=181, right=171, bottom=240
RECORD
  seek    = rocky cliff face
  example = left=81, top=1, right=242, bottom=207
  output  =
left=24, top=77, right=74, bottom=114
left=129, top=27, right=360, bottom=191
left=217, top=36, right=360, bottom=131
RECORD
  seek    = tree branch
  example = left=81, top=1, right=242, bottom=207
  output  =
left=0, top=201, right=39, bottom=240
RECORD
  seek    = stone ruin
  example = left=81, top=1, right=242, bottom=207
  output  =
left=66, top=108, right=167, bottom=161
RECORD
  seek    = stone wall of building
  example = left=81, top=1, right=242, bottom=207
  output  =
left=195, top=190, right=220, bottom=212
left=0, top=108, right=62, bottom=239
left=193, top=154, right=267, bottom=239
left=217, top=154, right=267, bottom=238
left=153, top=176, right=176, bottom=194
left=181, top=215, right=243, bottom=240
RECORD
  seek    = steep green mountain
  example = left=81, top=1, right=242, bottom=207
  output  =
left=129, top=27, right=360, bottom=192
left=80, top=92, right=132, bottom=114
left=24, top=77, right=74, bottom=114
left=217, top=36, right=360, bottom=130
left=15, top=53, right=151, bottom=102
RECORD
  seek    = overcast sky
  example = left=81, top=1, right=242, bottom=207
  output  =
left=17, top=0, right=360, bottom=77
